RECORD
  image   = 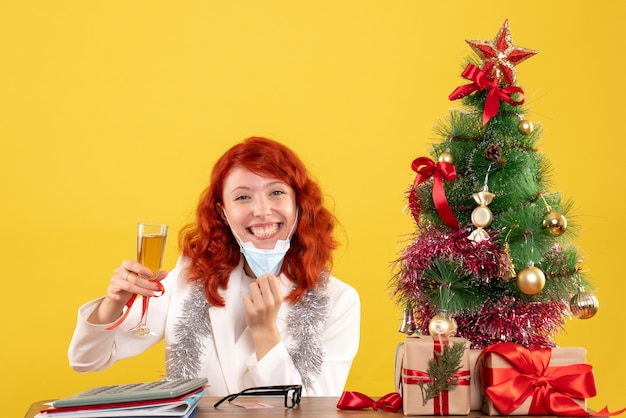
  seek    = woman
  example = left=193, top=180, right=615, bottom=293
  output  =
left=68, top=137, right=361, bottom=397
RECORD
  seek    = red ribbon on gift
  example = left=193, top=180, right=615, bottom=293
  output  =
left=403, top=368, right=470, bottom=415
left=411, top=157, right=460, bottom=230
left=448, top=63, right=525, bottom=126
left=402, top=336, right=470, bottom=415
left=481, top=342, right=626, bottom=417
left=336, top=391, right=402, bottom=412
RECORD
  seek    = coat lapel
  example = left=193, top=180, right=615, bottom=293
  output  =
left=209, top=267, right=243, bottom=393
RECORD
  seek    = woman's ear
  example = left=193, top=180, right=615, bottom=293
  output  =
left=217, top=204, right=228, bottom=224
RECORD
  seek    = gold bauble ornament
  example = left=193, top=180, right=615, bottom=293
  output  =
left=570, top=292, right=599, bottom=319
left=438, top=151, right=454, bottom=164
left=516, top=266, right=546, bottom=295
left=428, top=313, right=458, bottom=337
left=542, top=210, right=567, bottom=236
left=518, top=119, right=534, bottom=135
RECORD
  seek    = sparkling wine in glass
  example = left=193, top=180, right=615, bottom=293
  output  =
left=128, top=222, right=168, bottom=337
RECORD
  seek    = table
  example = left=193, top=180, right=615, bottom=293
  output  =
left=24, top=397, right=564, bottom=418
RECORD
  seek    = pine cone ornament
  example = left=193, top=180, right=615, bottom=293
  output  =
left=485, top=144, right=503, bottom=161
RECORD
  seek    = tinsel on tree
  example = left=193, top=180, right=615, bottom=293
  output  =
left=392, top=19, right=599, bottom=349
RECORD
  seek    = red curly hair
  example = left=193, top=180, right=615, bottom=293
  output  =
left=179, top=137, right=337, bottom=307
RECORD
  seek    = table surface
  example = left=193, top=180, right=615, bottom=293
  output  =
left=24, top=396, right=567, bottom=418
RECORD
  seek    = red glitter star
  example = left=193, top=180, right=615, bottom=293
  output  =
left=465, top=19, right=537, bottom=86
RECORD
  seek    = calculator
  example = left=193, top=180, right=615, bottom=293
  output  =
left=52, top=377, right=208, bottom=407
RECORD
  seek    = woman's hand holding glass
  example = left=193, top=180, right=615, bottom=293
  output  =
left=87, top=261, right=167, bottom=328
left=108, top=261, right=167, bottom=305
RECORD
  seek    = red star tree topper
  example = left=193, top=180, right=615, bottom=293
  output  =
left=466, top=19, right=538, bottom=85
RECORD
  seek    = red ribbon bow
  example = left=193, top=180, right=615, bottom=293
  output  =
left=411, top=157, right=459, bottom=230
left=481, top=342, right=625, bottom=417
left=448, top=63, right=525, bottom=125
left=336, top=391, right=402, bottom=412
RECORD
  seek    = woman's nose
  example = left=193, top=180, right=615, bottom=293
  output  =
left=253, top=197, right=272, bottom=217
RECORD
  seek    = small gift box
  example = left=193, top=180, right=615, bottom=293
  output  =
left=480, top=342, right=594, bottom=416
left=395, top=335, right=471, bottom=416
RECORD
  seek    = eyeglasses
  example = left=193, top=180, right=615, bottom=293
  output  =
left=213, top=385, right=302, bottom=408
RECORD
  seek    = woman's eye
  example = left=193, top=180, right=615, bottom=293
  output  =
left=271, top=190, right=285, bottom=196
left=235, top=195, right=250, bottom=201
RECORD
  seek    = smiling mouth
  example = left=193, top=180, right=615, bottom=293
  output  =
left=248, top=223, right=281, bottom=238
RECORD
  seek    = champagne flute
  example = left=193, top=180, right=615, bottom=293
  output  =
left=128, top=222, right=168, bottom=337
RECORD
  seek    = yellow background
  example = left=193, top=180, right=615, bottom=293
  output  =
left=2, top=1, right=625, bottom=416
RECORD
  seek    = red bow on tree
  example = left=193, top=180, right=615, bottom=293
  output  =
left=410, top=156, right=459, bottom=230
left=449, top=63, right=525, bottom=125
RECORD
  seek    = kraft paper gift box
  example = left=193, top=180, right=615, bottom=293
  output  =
left=479, top=343, right=593, bottom=416
left=395, top=335, right=471, bottom=416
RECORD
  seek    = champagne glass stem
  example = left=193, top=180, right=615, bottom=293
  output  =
left=129, top=294, right=153, bottom=337
left=139, top=295, right=150, bottom=328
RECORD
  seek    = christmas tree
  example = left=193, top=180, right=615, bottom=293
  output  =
left=392, top=19, right=599, bottom=349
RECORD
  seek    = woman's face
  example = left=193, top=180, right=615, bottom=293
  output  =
left=221, top=166, right=297, bottom=249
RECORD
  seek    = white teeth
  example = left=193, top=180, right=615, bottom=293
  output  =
left=249, top=224, right=279, bottom=237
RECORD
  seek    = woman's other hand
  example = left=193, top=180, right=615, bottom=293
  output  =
left=243, top=273, right=284, bottom=359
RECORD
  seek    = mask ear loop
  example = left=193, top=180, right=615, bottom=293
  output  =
left=222, top=209, right=245, bottom=246
left=285, top=209, right=299, bottom=240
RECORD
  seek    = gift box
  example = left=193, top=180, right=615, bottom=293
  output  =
left=479, top=342, right=595, bottom=416
left=396, top=335, right=471, bottom=415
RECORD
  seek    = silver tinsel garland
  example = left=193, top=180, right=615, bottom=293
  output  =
left=165, top=272, right=330, bottom=389
left=166, top=283, right=212, bottom=380
left=287, top=268, right=330, bottom=389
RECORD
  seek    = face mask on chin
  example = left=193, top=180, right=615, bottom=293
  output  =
left=223, top=210, right=298, bottom=277
left=239, top=238, right=290, bottom=277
